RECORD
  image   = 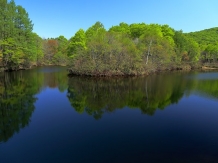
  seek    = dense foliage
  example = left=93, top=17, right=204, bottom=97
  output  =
left=186, top=27, right=218, bottom=63
left=67, top=22, right=211, bottom=76
left=1, top=0, right=218, bottom=74
left=0, top=0, right=68, bottom=71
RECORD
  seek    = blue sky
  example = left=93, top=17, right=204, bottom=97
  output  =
left=14, top=0, right=218, bottom=39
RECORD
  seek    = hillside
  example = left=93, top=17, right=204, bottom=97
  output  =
left=186, top=27, right=218, bottom=45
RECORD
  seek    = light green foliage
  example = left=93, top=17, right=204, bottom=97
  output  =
left=173, top=30, right=187, bottom=61
left=68, top=29, right=87, bottom=58
left=56, top=35, right=68, bottom=53
left=174, top=30, right=200, bottom=62
left=68, top=22, right=210, bottom=75
left=26, top=33, right=44, bottom=65
left=85, top=21, right=106, bottom=40
left=138, top=24, right=174, bottom=65
left=161, top=24, right=175, bottom=46
left=1, top=38, right=24, bottom=69
left=53, top=35, right=68, bottom=65
left=204, top=44, right=218, bottom=60
left=149, top=24, right=163, bottom=36
left=109, top=22, right=131, bottom=36
left=187, top=38, right=200, bottom=62
left=186, top=27, right=218, bottom=62
left=69, top=26, right=143, bottom=75
left=0, top=0, right=214, bottom=72
left=186, top=27, right=218, bottom=45
left=129, top=23, right=147, bottom=39
left=0, top=0, right=38, bottom=70
left=33, top=33, right=44, bottom=64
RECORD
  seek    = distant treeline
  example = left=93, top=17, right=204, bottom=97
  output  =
left=1, top=0, right=218, bottom=73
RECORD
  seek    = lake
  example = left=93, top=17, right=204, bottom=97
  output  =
left=0, top=66, right=218, bottom=163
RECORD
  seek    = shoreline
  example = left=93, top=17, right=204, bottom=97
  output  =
left=0, top=64, right=67, bottom=73
left=2, top=63, right=218, bottom=76
left=202, top=66, right=218, bottom=70
left=67, top=63, right=204, bottom=77
left=68, top=63, right=218, bottom=77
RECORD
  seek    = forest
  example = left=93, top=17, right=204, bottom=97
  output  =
left=1, top=0, right=218, bottom=75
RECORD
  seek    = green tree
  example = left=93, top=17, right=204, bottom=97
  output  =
left=139, top=24, right=164, bottom=65
left=204, top=44, right=218, bottom=62
left=0, top=0, right=34, bottom=70
left=85, top=21, right=106, bottom=40
left=0, top=0, right=8, bottom=40
left=186, top=38, right=200, bottom=62
left=129, top=23, right=147, bottom=39
left=109, top=22, right=131, bottom=36
left=53, top=35, right=68, bottom=65
left=161, top=24, right=175, bottom=46
left=68, top=29, right=86, bottom=58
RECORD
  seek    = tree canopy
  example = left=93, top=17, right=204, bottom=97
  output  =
left=1, top=0, right=218, bottom=73
left=68, top=22, right=203, bottom=76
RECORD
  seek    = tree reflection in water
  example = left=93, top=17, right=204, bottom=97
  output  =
left=0, top=72, right=37, bottom=142
left=0, top=66, right=68, bottom=142
left=67, top=71, right=218, bottom=119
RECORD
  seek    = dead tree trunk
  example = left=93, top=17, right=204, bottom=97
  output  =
left=146, top=40, right=152, bottom=64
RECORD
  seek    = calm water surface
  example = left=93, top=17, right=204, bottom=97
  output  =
left=0, top=66, right=218, bottom=163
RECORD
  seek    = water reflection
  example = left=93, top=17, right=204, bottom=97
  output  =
left=67, top=71, right=218, bottom=119
left=1, top=68, right=218, bottom=162
left=0, top=72, right=37, bottom=142
left=67, top=74, right=180, bottom=119
left=1, top=68, right=218, bottom=142
left=36, top=66, right=68, bottom=91
left=0, top=66, right=68, bottom=142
